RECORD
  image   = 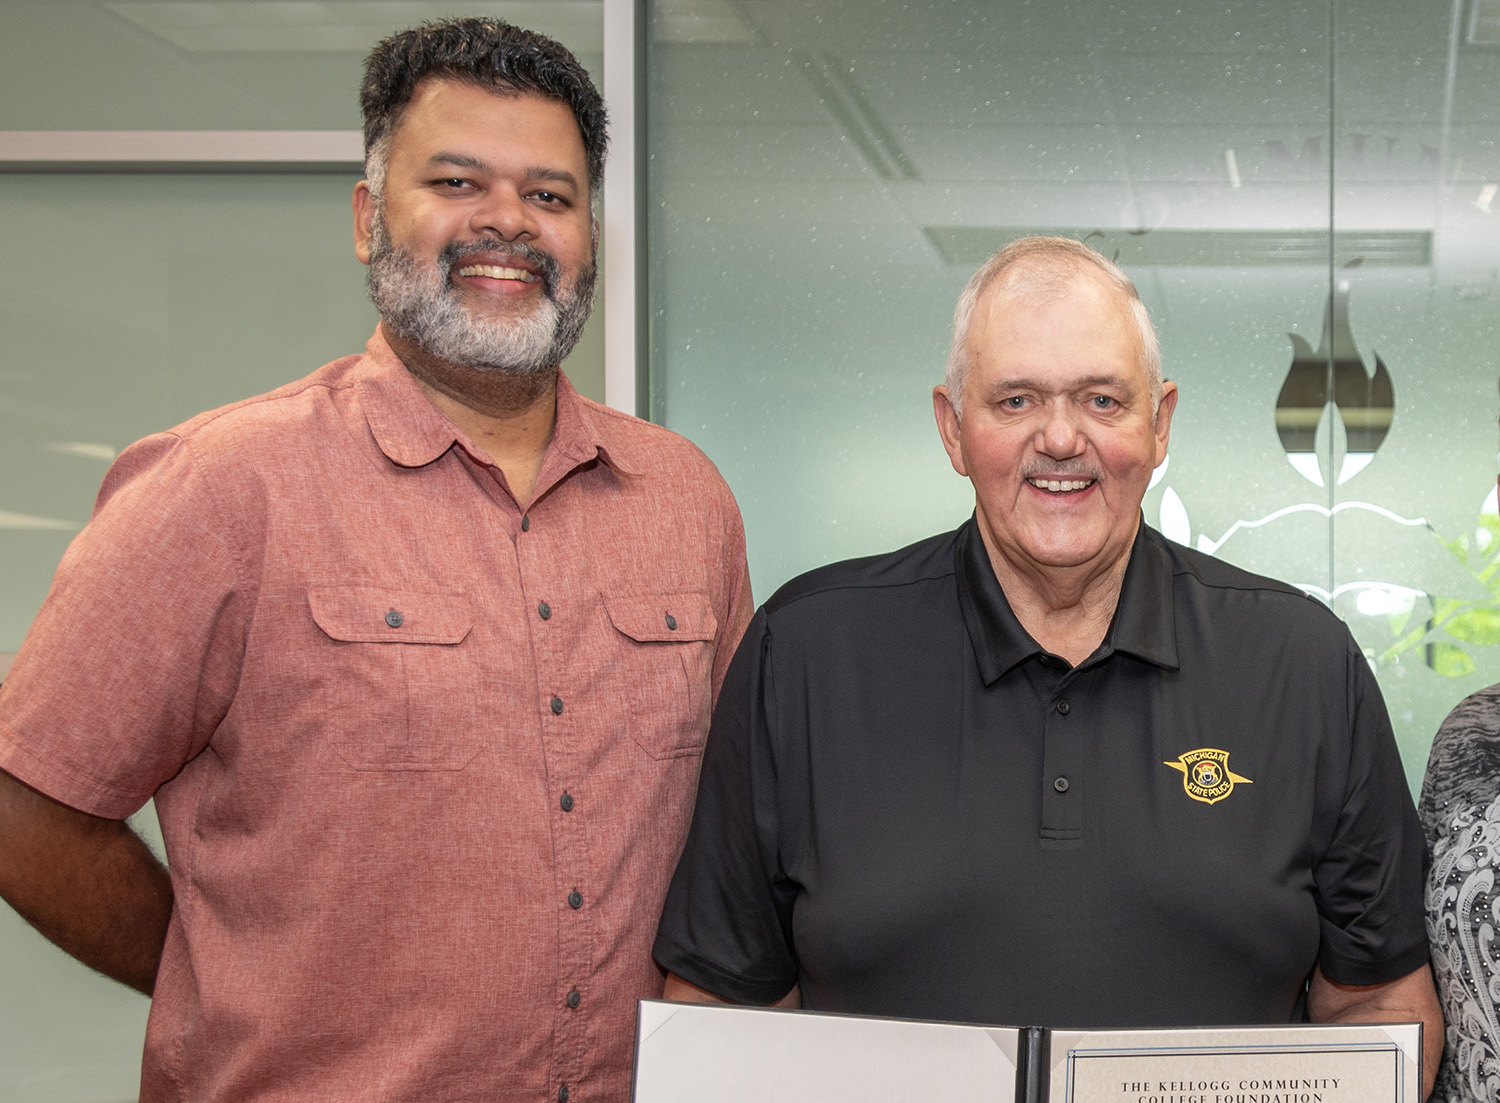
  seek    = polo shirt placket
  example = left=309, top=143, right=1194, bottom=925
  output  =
left=1038, top=662, right=1084, bottom=844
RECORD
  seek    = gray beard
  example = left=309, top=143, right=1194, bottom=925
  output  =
left=365, top=213, right=595, bottom=375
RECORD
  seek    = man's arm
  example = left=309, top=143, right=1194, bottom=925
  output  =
left=0, top=766, right=172, bottom=995
left=662, top=971, right=801, bottom=1009
left=1307, top=962, right=1442, bottom=1101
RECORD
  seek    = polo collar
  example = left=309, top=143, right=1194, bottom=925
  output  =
left=1105, top=521, right=1181, bottom=671
left=956, top=516, right=1180, bottom=685
left=356, top=326, right=639, bottom=482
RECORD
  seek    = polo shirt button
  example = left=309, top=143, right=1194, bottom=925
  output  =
left=558, top=1087, right=569, bottom=1103
left=568, top=890, right=583, bottom=909
left=539, top=601, right=552, bottom=620
left=665, top=613, right=678, bottom=630
left=1056, top=699, right=1070, bottom=715
left=551, top=696, right=564, bottom=715
left=521, top=514, right=531, bottom=532
left=1053, top=776, right=1070, bottom=793
left=384, top=610, right=403, bottom=628
left=566, top=989, right=581, bottom=1009
left=560, top=792, right=575, bottom=812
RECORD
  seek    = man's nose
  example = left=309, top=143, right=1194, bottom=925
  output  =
left=1036, top=401, right=1085, bottom=457
left=472, top=188, right=539, bottom=242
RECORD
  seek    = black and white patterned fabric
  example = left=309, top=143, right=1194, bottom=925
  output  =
left=1421, top=684, right=1500, bottom=1103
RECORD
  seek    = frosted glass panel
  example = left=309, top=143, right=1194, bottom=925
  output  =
left=646, top=0, right=1500, bottom=794
left=0, top=173, right=376, bottom=652
left=1327, top=0, right=1500, bottom=786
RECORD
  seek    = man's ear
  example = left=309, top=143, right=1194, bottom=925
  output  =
left=352, top=181, right=375, bottom=266
left=1153, top=379, right=1180, bottom=467
left=933, top=385, right=970, bottom=478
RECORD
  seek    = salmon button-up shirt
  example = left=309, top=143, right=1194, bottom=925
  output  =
left=0, top=327, right=753, bottom=1103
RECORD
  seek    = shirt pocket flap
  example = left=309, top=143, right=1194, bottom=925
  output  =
left=308, top=586, right=474, bottom=645
left=603, top=592, right=717, bottom=643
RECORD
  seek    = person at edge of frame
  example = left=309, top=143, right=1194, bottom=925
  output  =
left=1419, top=380, right=1500, bottom=1103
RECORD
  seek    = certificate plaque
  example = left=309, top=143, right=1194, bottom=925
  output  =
left=1048, top=1024, right=1422, bottom=1103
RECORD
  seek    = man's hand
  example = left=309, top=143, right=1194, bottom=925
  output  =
left=0, top=766, right=171, bottom=994
left=1307, top=962, right=1442, bottom=1101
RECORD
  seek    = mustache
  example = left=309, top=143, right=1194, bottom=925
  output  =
left=1021, top=461, right=1101, bottom=481
left=439, top=238, right=562, bottom=295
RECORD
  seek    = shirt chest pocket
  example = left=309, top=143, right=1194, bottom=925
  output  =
left=307, top=586, right=482, bottom=771
left=603, top=592, right=718, bottom=760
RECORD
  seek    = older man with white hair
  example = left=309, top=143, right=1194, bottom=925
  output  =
left=654, top=235, right=1442, bottom=1098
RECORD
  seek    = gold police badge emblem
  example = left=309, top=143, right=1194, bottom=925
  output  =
left=1163, top=748, right=1252, bottom=805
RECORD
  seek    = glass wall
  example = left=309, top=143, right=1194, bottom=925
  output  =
left=647, top=0, right=1500, bottom=792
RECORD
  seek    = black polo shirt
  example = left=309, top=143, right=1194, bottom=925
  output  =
left=654, top=519, right=1427, bottom=1028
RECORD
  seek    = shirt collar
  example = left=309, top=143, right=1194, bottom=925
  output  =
left=1106, top=521, right=1180, bottom=671
left=356, top=326, right=640, bottom=482
left=955, top=515, right=1180, bottom=685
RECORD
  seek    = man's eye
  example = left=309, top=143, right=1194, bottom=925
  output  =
left=1091, top=395, right=1116, bottom=409
left=1003, top=396, right=1027, bottom=409
left=530, top=190, right=565, bottom=205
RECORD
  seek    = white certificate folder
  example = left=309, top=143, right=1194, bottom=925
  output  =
left=633, top=1000, right=1023, bottom=1102
left=632, top=1000, right=1421, bottom=1103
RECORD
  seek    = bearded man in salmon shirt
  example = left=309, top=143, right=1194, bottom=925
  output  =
left=0, top=18, right=751, bottom=1103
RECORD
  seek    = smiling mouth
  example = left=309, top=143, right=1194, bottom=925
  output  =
left=1027, top=477, right=1095, bottom=493
left=457, top=264, right=538, bottom=283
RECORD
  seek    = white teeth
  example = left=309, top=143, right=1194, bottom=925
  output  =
left=457, top=264, right=537, bottom=282
left=1030, top=478, right=1093, bottom=492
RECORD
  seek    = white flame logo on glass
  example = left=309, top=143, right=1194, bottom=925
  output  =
left=1274, top=260, right=1394, bottom=488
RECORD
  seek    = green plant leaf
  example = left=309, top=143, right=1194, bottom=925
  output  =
left=1446, top=606, right=1500, bottom=645
left=1429, top=642, right=1477, bottom=677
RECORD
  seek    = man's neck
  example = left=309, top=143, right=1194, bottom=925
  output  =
left=387, top=330, right=559, bottom=505
left=980, top=531, right=1134, bottom=668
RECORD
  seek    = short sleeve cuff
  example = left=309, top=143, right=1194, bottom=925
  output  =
left=1317, top=932, right=1430, bottom=988
left=652, top=934, right=798, bottom=1006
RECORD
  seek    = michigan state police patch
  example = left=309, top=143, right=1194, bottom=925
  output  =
left=1164, top=748, right=1252, bottom=805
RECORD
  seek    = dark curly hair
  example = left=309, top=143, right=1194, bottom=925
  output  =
left=361, top=17, right=607, bottom=196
